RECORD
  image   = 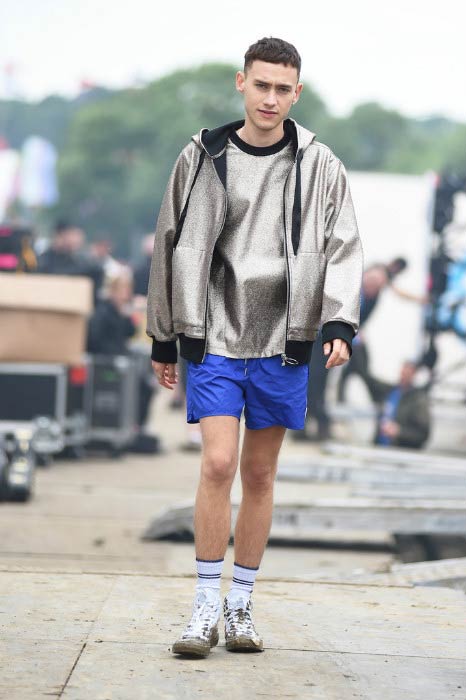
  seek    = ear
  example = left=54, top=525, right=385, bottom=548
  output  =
left=236, top=70, right=245, bottom=93
left=292, top=82, right=304, bottom=104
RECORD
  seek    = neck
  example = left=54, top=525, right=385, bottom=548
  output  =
left=236, top=115, right=285, bottom=148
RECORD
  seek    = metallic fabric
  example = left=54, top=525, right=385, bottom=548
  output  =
left=206, top=139, right=293, bottom=358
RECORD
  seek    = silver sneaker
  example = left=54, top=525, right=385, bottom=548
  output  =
left=172, top=588, right=221, bottom=657
left=223, top=594, right=264, bottom=652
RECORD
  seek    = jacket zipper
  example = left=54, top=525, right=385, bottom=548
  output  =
left=201, top=158, right=228, bottom=363
left=200, top=147, right=299, bottom=366
left=281, top=152, right=300, bottom=367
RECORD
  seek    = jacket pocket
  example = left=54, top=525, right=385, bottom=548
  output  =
left=171, top=246, right=210, bottom=330
left=289, top=251, right=327, bottom=334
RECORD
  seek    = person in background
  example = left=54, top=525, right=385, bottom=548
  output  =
left=37, top=219, right=104, bottom=302
left=294, top=259, right=408, bottom=442
left=133, top=233, right=156, bottom=296
left=373, top=360, right=431, bottom=449
left=133, top=232, right=198, bottom=445
left=337, top=258, right=413, bottom=403
left=37, top=220, right=85, bottom=276
left=177, top=357, right=203, bottom=452
left=87, top=268, right=161, bottom=452
left=291, top=329, right=331, bottom=442
left=87, top=267, right=136, bottom=356
left=89, top=239, right=122, bottom=280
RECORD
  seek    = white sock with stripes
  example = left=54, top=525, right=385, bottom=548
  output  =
left=227, top=561, right=259, bottom=602
left=195, top=557, right=224, bottom=592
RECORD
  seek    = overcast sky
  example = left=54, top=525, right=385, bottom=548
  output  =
left=1, top=0, right=464, bottom=121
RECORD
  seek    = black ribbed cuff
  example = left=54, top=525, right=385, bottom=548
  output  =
left=321, top=321, right=355, bottom=356
left=151, top=339, right=178, bottom=363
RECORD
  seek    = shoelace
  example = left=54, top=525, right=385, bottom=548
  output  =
left=183, top=597, right=219, bottom=638
left=225, top=602, right=256, bottom=635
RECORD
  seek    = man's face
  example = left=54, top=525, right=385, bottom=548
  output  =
left=363, top=267, right=389, bottom=296
left=400, top=362, right=416, bottom=386
left=65, top=227, right=85, bottom=253
left=236, top=60, right=303, bottom=131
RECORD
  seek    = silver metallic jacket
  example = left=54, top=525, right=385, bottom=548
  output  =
left=147, top=118, right=363, bottom=366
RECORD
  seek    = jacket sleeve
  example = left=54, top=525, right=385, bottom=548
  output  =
left=146, top=145, right=192, bottom=363
left=321, top=153, right=364, bottom=355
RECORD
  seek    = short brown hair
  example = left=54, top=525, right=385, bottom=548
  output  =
left=244, top=37, right=301, bottom=79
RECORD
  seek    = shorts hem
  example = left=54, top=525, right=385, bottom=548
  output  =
left=245, top=421, right=305, bottom=431
left=187, top=412, right=241, bottom=424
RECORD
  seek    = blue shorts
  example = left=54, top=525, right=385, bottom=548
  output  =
left=186, top=353, right=309, bottom=430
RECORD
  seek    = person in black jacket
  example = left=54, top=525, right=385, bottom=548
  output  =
left=133, top=233, right=155, bottom=297
left=87, top=269, right=135, bottom=355
left=87, top=269, right=159, bottom=449
left=37, top=220, right=104, bottom=303
left=373, top=361, right=431, bottom=449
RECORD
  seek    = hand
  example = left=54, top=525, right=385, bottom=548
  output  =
left=380, top=419, right=400, bottom=438
left=152, top=361, right=178, bottom=390
left=323, top=338, right=350, bottom=369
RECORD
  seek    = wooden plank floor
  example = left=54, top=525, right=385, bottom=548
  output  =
left=1, top=570, right=465, bottom=699
left=1, top=391, right=465, bottom=698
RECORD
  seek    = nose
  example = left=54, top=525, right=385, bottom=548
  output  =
left=263, top=89, right=278, bottom=107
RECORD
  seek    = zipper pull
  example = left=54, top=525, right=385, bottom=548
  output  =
left=281, top=353, right=299, bottom=366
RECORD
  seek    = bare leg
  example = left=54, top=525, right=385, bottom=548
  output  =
left=233, top=425, right=287, bottom=567
left=194, top=416, right=240, bottom=560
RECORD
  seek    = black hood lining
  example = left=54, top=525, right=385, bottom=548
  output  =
left=200, top=118, right=299, bottom=158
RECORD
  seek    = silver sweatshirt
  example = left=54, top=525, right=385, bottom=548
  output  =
left=206, top=134, right=294, bottom=358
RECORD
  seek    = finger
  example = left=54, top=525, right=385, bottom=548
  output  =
left=325, top=339, right=341, bottom=367
left=152, top=362, right=174, bottom=390
left=334, top=344, right=350, bottom=366
left=151, top=360, right=163, bottom=377
left=159, top=369, right=175, bottom=390
left=338, top=350, right=350, bottom=365
left=323, top=342, right=331, bottom=356
left=166, top=363, right=178, bottom=384
left=325, top=346, right=340, bottom=368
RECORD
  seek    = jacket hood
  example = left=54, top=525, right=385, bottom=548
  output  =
left=191, top=117, right=316, bottom=159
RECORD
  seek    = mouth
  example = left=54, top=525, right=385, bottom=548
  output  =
left=258, top=109, right=277, bottom=117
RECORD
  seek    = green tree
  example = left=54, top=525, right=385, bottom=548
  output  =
left=320, top=102, right=410, bottom=170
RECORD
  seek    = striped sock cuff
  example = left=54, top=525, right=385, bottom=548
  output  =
left=231, top=561, right=259, bottom=594
left=196, top=557, right=224, bottom=589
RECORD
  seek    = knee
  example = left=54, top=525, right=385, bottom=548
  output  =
left=202, top=452, right=236, bottom=486
left=241, top=461, right=276, bottom=493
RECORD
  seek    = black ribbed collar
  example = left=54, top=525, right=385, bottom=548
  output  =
left=229, top=125, right=291, bottom=156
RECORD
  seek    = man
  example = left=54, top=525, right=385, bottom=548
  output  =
left=147, top=37, right=363, bottom=657
left=87, top=267, right=135, bottom=356
left=133, top=233, right=156, bottom=296
left=373, top=360, right=431, bottom=449
left=37, top=220, right=104, bottom=302
left=337, top=258, right=412, bottom=404
left=37, top=220, right=84, bottom=276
